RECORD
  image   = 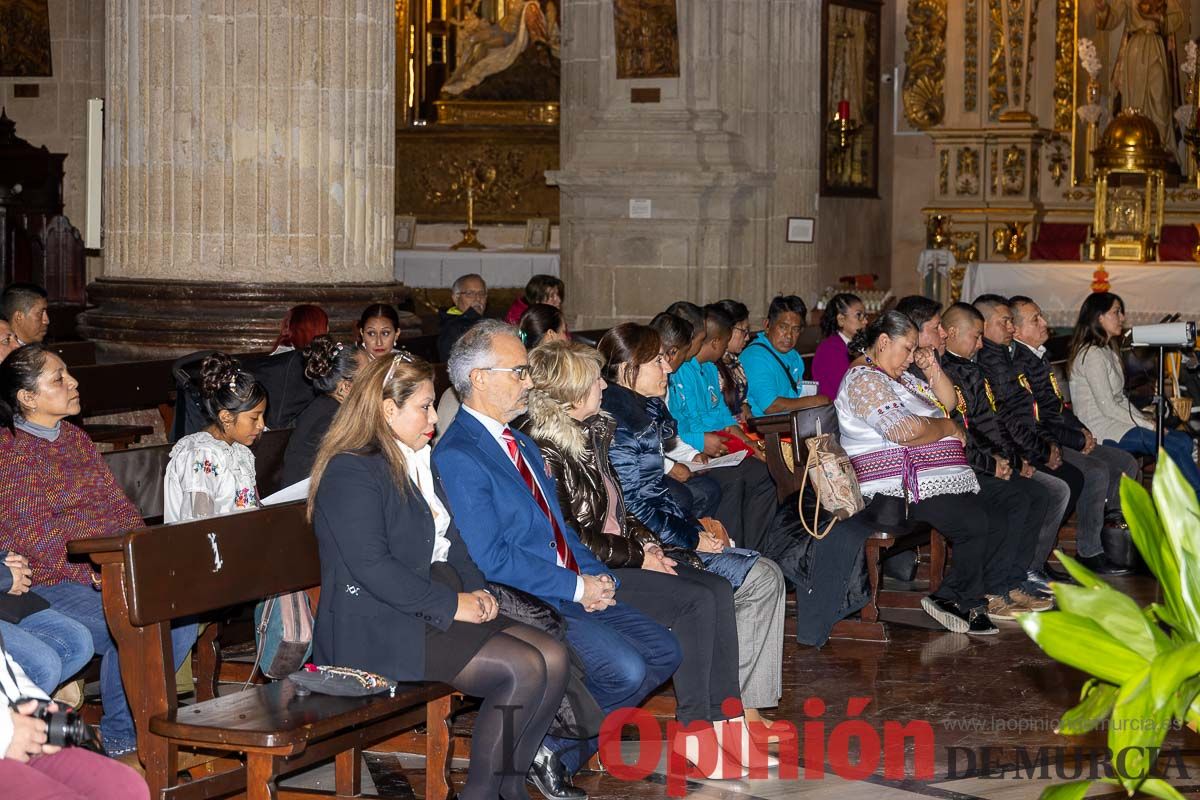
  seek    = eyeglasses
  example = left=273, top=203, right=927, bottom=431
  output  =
left=479, top=365, right=531, bottom=380
left=733, top=325, right=750, bottom=335
left=456, top=289, right=487, bottom=298
left=383, top=351, right=415, bottom=384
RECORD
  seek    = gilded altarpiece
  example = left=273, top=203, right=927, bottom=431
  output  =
left=394, top=0, right=562, bottom=224
left=902, top=0, right=1200, bottom=302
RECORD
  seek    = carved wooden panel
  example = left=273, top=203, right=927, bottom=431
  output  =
left=394, top=127, right=559, bottom=224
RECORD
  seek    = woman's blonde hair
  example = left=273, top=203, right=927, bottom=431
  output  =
left=527, top=339, right=605, bottom=409
left=307, top=353, right=433, bottom=519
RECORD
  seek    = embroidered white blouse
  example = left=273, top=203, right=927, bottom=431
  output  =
left=164, top=431, right=260, bottom=523
left=400, top=440, right=452, bottom=564
left=834, top=365, right=979, bottom=501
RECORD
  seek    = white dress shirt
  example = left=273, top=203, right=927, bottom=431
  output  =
left=400, top=440, right=451, bottom=563
left=462, top=404, right=585, bottom=602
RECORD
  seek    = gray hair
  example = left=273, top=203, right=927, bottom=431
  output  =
left=451, top=273, right=486, bottom=296
left=448, top=319, right=519, bottom=398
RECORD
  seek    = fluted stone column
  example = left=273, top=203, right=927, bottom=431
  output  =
left=82, top=1, right=411, bottom=355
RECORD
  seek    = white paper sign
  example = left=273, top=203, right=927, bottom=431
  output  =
left=629, top=198, right=652, bottom=219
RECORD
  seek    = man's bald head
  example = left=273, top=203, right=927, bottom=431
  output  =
left=942, top=303, right=985, bottom=357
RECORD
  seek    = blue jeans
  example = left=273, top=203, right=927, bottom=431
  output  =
left=542, top=601, right=681, bottom=774
left=34, top=581, right=198, bottom=751
left=1106, top=427, right=1200, bottom=496
left=0, top=609, right=94, bottom=695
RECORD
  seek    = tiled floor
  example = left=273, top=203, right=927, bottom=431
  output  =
left=283, top=571, right=1200, bottom=798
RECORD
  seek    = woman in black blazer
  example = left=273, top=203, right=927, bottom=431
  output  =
left=308, top=354, right=569, bottom=800
left=280, top=336, right=367, bottom=486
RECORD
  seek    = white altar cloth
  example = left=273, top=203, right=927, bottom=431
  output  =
left=394, top=246, right=560, bottom=289
left=961, top=261, right=1200, bottom=326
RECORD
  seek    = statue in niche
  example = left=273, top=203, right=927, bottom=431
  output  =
left=442, top=0, right=560, bottom=99
left=1094, top=0, right=1184, bottom=155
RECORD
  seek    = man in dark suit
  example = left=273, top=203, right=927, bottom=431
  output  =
left=434, top=320, right=682, bottom=800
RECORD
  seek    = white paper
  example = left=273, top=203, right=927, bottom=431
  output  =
left=629, top=198, right=652, bottom=219
left=261, top=478, right=310, bottom=506
left=800, top=381, right=820, bottom=397
left=680, top=450, right=748, bottom=473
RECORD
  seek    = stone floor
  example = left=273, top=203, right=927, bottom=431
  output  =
left=282, top=570, right=1200, bottom=799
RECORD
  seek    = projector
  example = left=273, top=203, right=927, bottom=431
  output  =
left=1130, top=322, right=1197, bottom=347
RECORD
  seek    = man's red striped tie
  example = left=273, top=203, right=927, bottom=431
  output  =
left=502, top=428, right=579, bottom=574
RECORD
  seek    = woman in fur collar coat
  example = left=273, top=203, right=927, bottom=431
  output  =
left=515, top=340, right=778, bottom=777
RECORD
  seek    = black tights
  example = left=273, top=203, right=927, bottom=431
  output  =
left=450, top=625, right=570, bottom=800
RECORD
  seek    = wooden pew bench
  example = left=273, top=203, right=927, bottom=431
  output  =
left=749, top=404, right=947, bottom=643
left=69, top=503, right=456, bottom=800
left=70, top=357, right=178, bottom=450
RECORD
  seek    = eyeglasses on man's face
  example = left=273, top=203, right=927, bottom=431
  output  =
left=456, top=289, right=487, bottom=299
left=479, top=365, right=531, bottom=380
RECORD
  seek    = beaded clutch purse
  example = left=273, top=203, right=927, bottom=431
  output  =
left=287, top=664, right=396, bottom=697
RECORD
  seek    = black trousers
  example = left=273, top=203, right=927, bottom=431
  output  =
left=613, top=563, right=742, bottom=723
left=975, top=473, right=1046, bottom=588
left=907, top=490, right=1025, bottom=609
left=707, top=456, right=779, bottom=553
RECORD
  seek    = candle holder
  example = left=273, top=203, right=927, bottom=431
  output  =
left=827, top=112, right=862, bottom=151
left=450, top=176, right=487, bottom=251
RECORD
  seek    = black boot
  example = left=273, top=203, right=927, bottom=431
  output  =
left=527, top=745, right=588, bottom=800
left=1076, top=552, right=1133, bottom=576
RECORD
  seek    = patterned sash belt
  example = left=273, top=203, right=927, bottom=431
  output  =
left=849, top=440, right=969, bottom=502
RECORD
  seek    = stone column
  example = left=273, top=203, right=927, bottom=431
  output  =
left=81, top=1, right=412, bottom=356
left=553, top=0, right=830, bottom=327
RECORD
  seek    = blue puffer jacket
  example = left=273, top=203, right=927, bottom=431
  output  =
left=600, top=383, right=703, bottom=550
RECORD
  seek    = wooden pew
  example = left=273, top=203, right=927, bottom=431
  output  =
left=68, top=503, right=456, bottom=800
left=69, top=357, right=177, bottom=449
left=46, top=339, right=97, bottom=366
left=750, top=404, right=947, bottom=643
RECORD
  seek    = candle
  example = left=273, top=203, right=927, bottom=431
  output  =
left=467, top=184, right=474, bottom=229
left=838, top=99, right=850, bottom=121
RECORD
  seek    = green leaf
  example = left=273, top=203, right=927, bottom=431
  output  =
left=1122, top=476, right=1188, bottom=632
left=1136, top=778, right=1188, bottom=800
left=1037, top=780, right=1091, bottom=800
left=1150, top=454, right=1200, bottom=636
left=1058, top=681, right=1117, bottom=735
left=1053, top=580, right=1162, bottom=661
left=1020, top=611, right=1148, bottom=686
left=1148, top=643, right=1200, bottom=708
left=1107, top=665, right=1171, bottom=794
left=1055, top=550, right=1106, bottom=590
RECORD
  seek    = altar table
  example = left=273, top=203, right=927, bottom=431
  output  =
left=394, top=245, right=560, bottom=288
left=961, top=261, right=1200, bottom=327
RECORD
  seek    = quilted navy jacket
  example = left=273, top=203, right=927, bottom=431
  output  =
left=599, top=383, right=704, bottom=551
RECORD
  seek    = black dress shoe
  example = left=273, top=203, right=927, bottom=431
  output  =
left=528, top=745, right=588, bottom=800
left=966, top=606, right=999, bottom=635
left=1042, top=563, right=1075, bottom=583
left=921, top=595, right=969, bottom=633
left=1077, top=553, right=1133, bottom=576
left=1024, top=570, right=1054, bottom=598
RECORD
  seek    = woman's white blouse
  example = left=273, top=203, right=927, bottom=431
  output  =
left=834, top=365, right=979, bottom=501
left=400, top=440, right=452, bottom=564
left=164, top=431, right=259, bottom=522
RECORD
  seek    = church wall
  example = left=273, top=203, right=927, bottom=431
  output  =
left=0, top=0, right=105, bottom=279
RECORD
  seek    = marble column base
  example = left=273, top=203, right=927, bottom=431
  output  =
left=78, top=277, right=419, bottom=360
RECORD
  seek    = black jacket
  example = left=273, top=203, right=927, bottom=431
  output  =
left=436, top=307, right=484, bottom=361
left=1010, top=340, right=1088, bottom=451
left=940, top=349, right=1018, bottom=475
left=248, top=349, right=318, bottom=430
left=310, top=449, right=487, bottom=682
left=514, top=396, right=659, bottom=569
left=280, top=393, right=340, bottom=487
left=977, top=338, right=1054, bottom=467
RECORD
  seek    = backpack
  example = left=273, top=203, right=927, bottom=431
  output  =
left=252, top=591, right=314, bottom=680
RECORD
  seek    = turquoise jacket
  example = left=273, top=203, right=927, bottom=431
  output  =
left=667, top=358, right=736, bottom=450
left=740, top=332, right=806, bottom=416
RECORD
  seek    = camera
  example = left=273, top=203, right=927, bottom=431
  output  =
left=1130, top=321, right=1197, bottom=347
left=18, top=698, right=101, bottom=750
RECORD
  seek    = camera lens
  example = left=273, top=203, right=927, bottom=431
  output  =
left=43, top=709, right=85, bottom=748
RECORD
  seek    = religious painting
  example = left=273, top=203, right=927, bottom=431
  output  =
left=1066, top=0, right=1199, bottom=185
left=820, top=0, right=882, bottom=197
left=441, top=0, right=560, bottom=103
left=613, top=0, right=681, bottom=80
left=0, top=0, right=52, bottom=77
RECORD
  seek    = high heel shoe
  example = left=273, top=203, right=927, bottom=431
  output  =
left=671, top=723, right=746, bottom=780
left=717, top=717, right=780, bottom=772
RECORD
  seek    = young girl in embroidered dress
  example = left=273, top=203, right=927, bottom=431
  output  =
left=164, top=354, right=268, bottom=523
